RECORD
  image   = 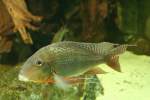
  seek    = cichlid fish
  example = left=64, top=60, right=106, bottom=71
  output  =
left=18, top=41, right=128, bottom=84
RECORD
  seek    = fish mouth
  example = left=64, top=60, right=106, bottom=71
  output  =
left=18, top=73, right=51, bottom=83
left=18, top=74, right=29, bottom=82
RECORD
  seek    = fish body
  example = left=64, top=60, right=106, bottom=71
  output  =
left=19, top=41, right=128, bottom=83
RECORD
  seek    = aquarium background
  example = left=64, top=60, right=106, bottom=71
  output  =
left=0, top=0, right=150, bottom=100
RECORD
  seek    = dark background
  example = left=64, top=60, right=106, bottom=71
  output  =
left=0, top=0, right=150, bottom=65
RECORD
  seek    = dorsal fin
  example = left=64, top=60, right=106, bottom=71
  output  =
left=95, top=42, right=118, bottom=55
left=55, top=41, right=118, bottom=55
left=108, top=44, right=128, bottom=56
left=77, top=42, right=118, bottom=55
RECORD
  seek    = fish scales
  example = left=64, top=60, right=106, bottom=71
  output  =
left=41, top=41, right=115, bottom=76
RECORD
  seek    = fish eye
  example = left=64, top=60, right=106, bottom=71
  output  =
left=36, top=60, right=43, bottom=66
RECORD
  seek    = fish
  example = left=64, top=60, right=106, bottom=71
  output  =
left=18, top=41, right=128, bottom=85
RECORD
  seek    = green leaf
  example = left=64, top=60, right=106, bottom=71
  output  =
left=52, top=27, right=69, bottom=43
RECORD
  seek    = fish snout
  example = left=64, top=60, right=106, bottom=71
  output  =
left=18, top=74, right=30, bottom=82
left=18, top=69, right=30, bottom=82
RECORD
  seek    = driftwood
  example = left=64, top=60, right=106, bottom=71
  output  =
left=2, top=0, right=42, bottom=44
left=0, top=1, right=14, bottom=53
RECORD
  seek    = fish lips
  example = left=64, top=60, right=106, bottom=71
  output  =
left=18, top=66, right=30, bottom=82
left=18, top=74, right=30, bottom=82
left=18, top=64, right=51, bottom=83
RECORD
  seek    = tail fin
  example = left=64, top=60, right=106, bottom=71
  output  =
left=106, top=44, right=128, bottom=72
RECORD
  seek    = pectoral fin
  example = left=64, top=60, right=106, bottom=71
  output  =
left=46, top=75, right=84, bottom=85
left=53, top=73, right=71, bottom=90
left=45, top=67, right=106, bottom=87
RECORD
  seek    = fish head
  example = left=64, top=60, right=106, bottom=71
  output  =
left=18, top=48, right=53, bottom=83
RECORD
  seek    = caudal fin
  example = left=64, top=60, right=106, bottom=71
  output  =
left=106, top=44, right=128, bottom=72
